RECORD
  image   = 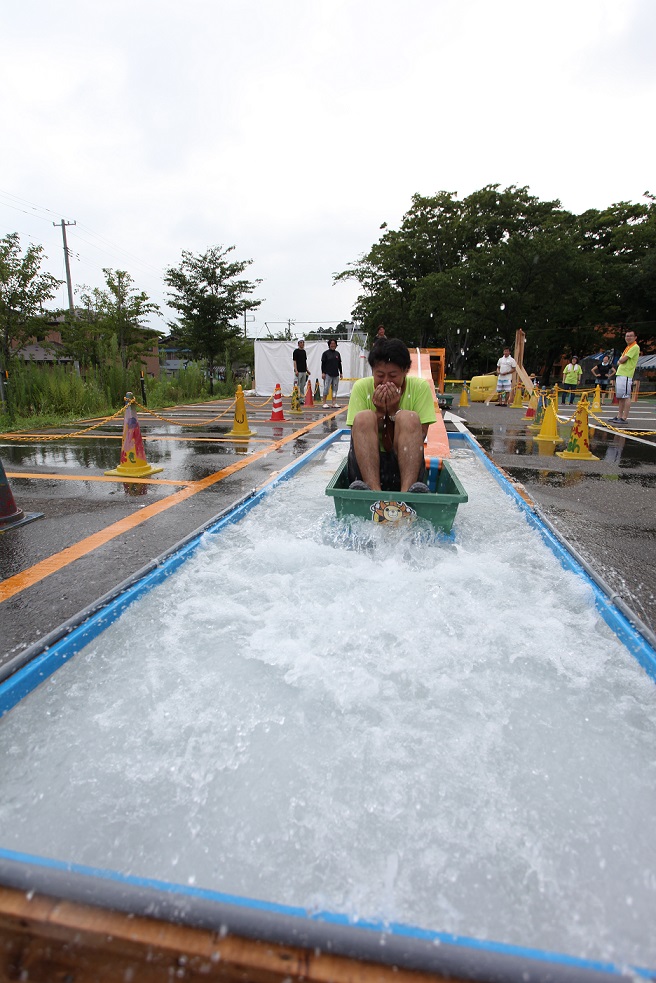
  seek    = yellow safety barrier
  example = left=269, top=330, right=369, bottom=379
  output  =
left=0, top=405, right=127, bottom=442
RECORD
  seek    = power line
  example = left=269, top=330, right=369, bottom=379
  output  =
left=0, top=189, right=65, bottom=221
left=0, top=189, right=163, bottom=279
left=73, top=223, right=163, bottom=276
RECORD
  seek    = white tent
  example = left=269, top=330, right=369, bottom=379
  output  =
left=254, top=340, right=370, bottom=396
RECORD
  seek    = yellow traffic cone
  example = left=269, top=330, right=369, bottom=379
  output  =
left=290, top=383, right=303, bottom=413
left=226, top=385, right=257, bottom=438
left=556, top=399, right=599, bottom=460
left=510, top=385, right=524, bottom=409
left=459, top=384, right=469, bottom=408
left=534, top=398, right=563, bottom=443
left=591, top=384, right=602, bottom=411
left=327, top=383, right=333, bottom=401
left=105, top=393, right=163, bottom=478
left=314, top=378, right=321, bottom=401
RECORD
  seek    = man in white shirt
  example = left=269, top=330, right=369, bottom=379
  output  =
left=496, top=346, right=517, bottom=407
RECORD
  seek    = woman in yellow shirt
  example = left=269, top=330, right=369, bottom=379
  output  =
left=561, top=356, right=582, bottom=404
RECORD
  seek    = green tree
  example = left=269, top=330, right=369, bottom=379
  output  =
left=164, top=246, right=262, bottom=394
left=0, top=232, right=62, bottom=372
left=336, top=186, right=656, bottom=378
left=60, top=286, right=112, bottom=372
left=61, top=269, right=161, bottom=372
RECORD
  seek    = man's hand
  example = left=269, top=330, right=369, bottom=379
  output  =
left=372, top=382, right=402, bottom=415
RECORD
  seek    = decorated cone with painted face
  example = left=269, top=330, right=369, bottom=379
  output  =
left=290, top=383, right=303, bottom=413
left=105, top=393, right=163, bottom=478
left=556, top=398, right=599, bottom=461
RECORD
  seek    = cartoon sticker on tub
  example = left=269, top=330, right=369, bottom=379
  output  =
left=370, top=500, right=417, bottom=523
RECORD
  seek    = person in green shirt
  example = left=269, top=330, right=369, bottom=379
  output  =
left=346, top=338, right=436, bottom=493
left=561, top=356, right=583, bottom=404
left=610, top=330, right=640, bottom=426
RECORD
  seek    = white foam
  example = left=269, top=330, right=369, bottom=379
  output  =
left=0, top=440, right=654, bottom=968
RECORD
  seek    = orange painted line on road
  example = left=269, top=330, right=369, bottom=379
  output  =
left=6, top=472, right=192, bottom=487
left=0, top=411, right=344, bottom=604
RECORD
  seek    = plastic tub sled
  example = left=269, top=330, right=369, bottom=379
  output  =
left=325, top=456, right=468, bottom=533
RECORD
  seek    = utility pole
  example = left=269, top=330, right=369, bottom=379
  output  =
left=54, top=219, right=76, bottom=313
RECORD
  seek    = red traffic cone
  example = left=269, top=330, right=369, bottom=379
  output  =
left=269, top=383, right=285, bottom=421
left=0, top=456, right=43, bottom=530
left=304, top=379, right=314, bottom=407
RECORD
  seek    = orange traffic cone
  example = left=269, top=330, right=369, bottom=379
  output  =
left=269, top=383, right=285, bottom=422
left=105, top=393, right=163, bottom=478
left=0, top=456, right=43, bottom=530
left=304, top=379, right=314, bottom=407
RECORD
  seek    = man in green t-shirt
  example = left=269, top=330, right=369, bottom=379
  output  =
left=610, top=330, right=640, bottom=426
left=346, top=338, right=436, bottom=493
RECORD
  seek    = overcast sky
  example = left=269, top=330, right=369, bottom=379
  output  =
left=2, top=0, right=654, bottom=338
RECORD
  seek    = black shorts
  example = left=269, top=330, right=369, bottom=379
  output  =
left=347, top=441, right=426, bottom=493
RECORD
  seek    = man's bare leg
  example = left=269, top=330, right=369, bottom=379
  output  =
left=617, top=395, right=630, bottom=421
left=394, top=411, right=424, bottom=491
left=351, top=411, right=382, bottom=490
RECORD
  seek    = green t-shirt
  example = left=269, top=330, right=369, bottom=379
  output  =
left=615, top=343, right=640, bottom=378
left=346, top=376, right=436, bottom=428
left=562, top=363, right=582, bottom=385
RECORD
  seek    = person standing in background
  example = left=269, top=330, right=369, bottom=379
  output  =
left=495, top=345, right=516, bottom=406
left=321, top=339, right=343, bottom=408
left=561, top=356, right=582, bottom=404
left=293, top=339, right=309, bottom=399
left=592, top=354, right=615, bottom=399
left=610, top=330, right=640, bottom=426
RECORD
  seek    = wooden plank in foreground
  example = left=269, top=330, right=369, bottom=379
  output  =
left=0, top=886, right=469, bottom=983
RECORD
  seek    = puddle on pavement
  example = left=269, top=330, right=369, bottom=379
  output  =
left=502, top=467, right=656, bottom=489
left=470, top=425, right=656, bottom=470
left=0, top=437, right=252, bottom=479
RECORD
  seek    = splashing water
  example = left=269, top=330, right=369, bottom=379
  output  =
left=0, top=440, right=654, bottom=968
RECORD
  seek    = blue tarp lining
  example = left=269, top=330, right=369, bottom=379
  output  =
left=0, top=848, right=650, bottom=983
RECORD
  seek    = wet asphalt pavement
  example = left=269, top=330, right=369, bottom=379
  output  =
left=1, top=394, right=655, bottom=670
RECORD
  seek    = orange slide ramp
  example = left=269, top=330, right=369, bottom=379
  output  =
left=409, top=348, right=450, bottom=469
